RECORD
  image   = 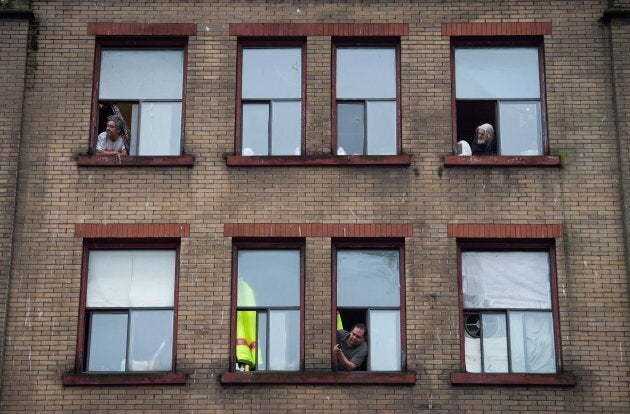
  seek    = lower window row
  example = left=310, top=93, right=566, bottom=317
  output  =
left=76, top=239, right=561, bottom=375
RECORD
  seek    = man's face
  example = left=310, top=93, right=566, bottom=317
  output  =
left=105, top=120, right=121, bottom=141
left=347, top=327, right=366, bottom=347
left=476, top=128, right=490, bottom=145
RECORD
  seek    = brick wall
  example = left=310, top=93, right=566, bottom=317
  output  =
left=1, top=1, right=628, bottom=412
left=0, top=14, right=30, bottom=392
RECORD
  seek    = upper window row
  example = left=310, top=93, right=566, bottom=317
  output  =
left=90, top=38, right=548, bottom=160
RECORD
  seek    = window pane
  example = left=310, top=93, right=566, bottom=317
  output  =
left=237, top=250, right=300, bottom=307
left=337, top=102, right=364, bottom=155
left=366, top=100, right=396, bottom=155
left=268, top=310, right=300, bottom=371
left=100, top=49, right=183, bottom=100
left=271, top=100, right=301, bottom=155
left=88, top=250, right=175, bottom=308
left=368, top=310, right=401, bottom=371
left=256, top=312, right=267, bottom=371
left=337, top=48, right=396, bottom=99
left=509, top=311, right=556, bottom=373
left=128, top=250, right=176, bottom=307
left=137, top=101, right=182, bottom=156
left=455, top=47, right=540, bottom=99
left=87, top=251, right=133, bottom=307
left=462, top=251, right=551, bottom=309
left=242, top=103, right=269, bottom=156
left=128, top=310, right=173, bottom=371
left=482, top=313, right=508, bottom=373
left=337, top=250, right=400, bottom=307
left=87, top=313, right=127, bottom=372
left=498, top=101, right=542, bottom=156
left=242, top=48, right=301, bottom=99
left=464, top=335, right=482, bottom=373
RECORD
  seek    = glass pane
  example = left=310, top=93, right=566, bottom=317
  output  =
left=87, top=251, right=133, bottom=307
left=88, top=250, right=175, bottom=308
left=455, top=47, right=540, bottom=99
left=337, top=48, right=396, bottom=99
left=256, top=312, right=267, bottom=371
left=128, top=310, right=173, bottom=371
left=268, top=310, right=300, bottom=371
left=271, top=100, right=301, bottom=155
left=87, top=313, right=127, bottom=372
left=509, top=311, right=556, bottom=373
left=242, top=103, right=269, bottom=156
left=100, top=49, right=183, bottom=100
left=462, top=251, right=551, bottom=309
left=337, top=250, right=400, bottom=307
left=498, top=101, right=542, bottom=156
left=366, top=100, right=396, bottom=155
left=368, top=310, right=401, bottom=371
left=464, top=335, right=482, bottom=373
left=482, top=313, right=508, bottom=373
left=242, top=48, right=301, bottom=99
left=137, top=101, right=182, bottom=156
left=337, top=102, right=364, bottom=155
left=128, top=250, right=176, bottom=307
left=237, top=250, right=300, bottom=307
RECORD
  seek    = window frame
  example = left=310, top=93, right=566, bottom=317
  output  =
left=331, top=239, right=407, bottom=372
left=445, top=37, right=559, bottom=167
left=79, top=36, right=193, bottom=167
left=235, top=38, right=307, bottom=157
left=66, top=239, right=183, bottom=385
left=229, top=239, right=306, bottom=373
left=332, top=38, right=402, bottom=156
left=453, top=239, right=575, bottom=385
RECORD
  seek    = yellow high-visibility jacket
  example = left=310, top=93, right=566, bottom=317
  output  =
left=236, top=280, right=257, bottom=368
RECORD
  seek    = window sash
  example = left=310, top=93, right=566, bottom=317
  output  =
left=464, top=310, right=556, bottom=374
left=241, top=100, right=302, bottom=156
left=454, top=47, right=540, bottom=100
left=99, top=49, right=184, bottom=100
left=336, top=47, right=397, bottom=99
left=86, top=309, right=174, bottom=373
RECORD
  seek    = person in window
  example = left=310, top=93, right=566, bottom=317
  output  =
left=96, top=114, right=128, bottom=156
left=470, top=123, right=495, bottom=155
left=333, top=323, right=367, bottom=371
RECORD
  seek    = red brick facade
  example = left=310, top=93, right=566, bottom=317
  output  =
left=0, top=1, right=628, bottom=412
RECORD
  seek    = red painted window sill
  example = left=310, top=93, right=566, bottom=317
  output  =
left=76, top=154, right=195, bottom=167
left=62, top=372, right=187, bottom=386
left=444, top=155, right=560, bottom=167
left=220, top=371, right=416, bottom=385
left=450, top=372, right=576, bottom=386
left=226, top=154, right=411, bottom=167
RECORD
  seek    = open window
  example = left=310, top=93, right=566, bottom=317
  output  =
left=334, top=240, right=405, bottom=372
left=232, top=241, right=304, bottom=372
left=92, top=39, right=186, bottom=157
left=77, top=241, right=179, bottom=374
left=333, top=40, right=400, bottom=156
left=453, top=41, right=546, bottom=156
left=458, top=241, right=560, bottom=374
left=237, top=40, right=305, bottom=156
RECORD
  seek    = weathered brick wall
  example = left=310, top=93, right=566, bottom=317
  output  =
left=1, top=1, right=628, bottom=412
left=0, top=15, right=30, bottom=392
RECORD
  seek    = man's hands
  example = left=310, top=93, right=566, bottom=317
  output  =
left=333, top=343, right=357, bottom=371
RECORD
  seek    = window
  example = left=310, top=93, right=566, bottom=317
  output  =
left=79, top=241, right=178, bottom=373
left=93, top=39, right=186, bottom=156
left=237, top=40, right=304, bottom=156
left=458, top=242, right=559, bottom=374
left=334, top=42, right=399, bottom=156
left=334, top=241, right=404, bottom=371
left=453, top=42, right=546, bottom=156
left=232, top=242, right=304, bottom=371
